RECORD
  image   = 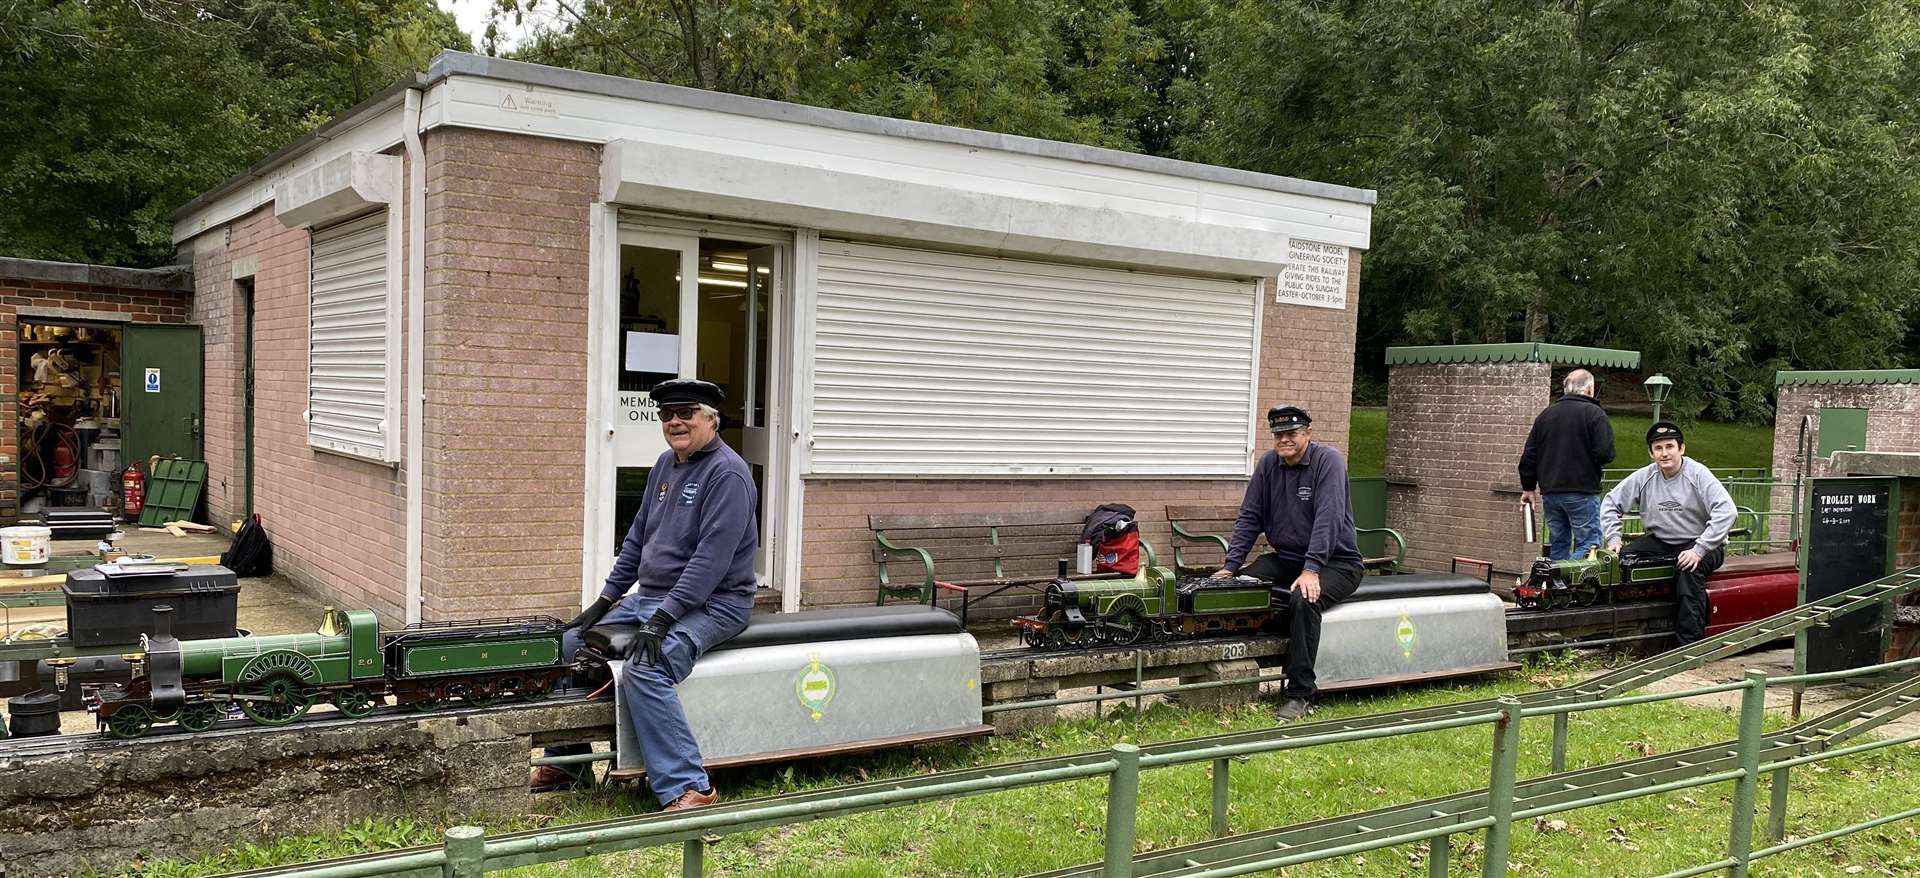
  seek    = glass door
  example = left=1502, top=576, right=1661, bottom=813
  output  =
left=611, top=229, right=781, bottom=583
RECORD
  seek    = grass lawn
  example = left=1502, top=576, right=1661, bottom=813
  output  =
left=116, top=660, right=1920, bottom=878
left=1348, top=407, right=1775, bottom=478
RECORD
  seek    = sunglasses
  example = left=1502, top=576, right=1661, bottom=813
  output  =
left=659, top=405, right=703, bottom=423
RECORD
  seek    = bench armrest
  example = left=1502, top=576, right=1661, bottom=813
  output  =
left=1357, top=526, right=1407, bottom=573
left=873, top=531, right=937, bottom=606
left=1170, top=520, right=1230, bottom=570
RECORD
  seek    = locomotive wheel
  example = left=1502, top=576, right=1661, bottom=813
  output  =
left=241, top=672, right=314, bottom=726
left=105, top=704, right=154, bottom=739
left=1020, top=625, right=1047, bottom=648
left=1570, top=576, right=1601, bottom=608
left=1110, top=610, right=1145, bottom=646
left=177, top=702, right=222, bottom=732
left=466, top=682, right=501, bottom=708
left=334, top=688, right=379, bottom=718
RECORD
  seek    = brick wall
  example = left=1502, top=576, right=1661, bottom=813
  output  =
left=1768, top=383, right=1920, bottom=541
left=1385, top=361, right=1549, bottom=577
left=190, top=204, right=408, bottom=622
left=798, top=478, right=1249, bottom=613
left=1259, top=250, right=1363, bottom=451
left=1897, top=483, right=1919, bottom=572
left=0, top=277, right=189, bottom=519
left=419, top=128, right=596, bottom=622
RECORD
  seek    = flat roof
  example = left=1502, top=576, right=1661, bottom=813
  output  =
left=0, top=256, right=191, bottom=292
left=1384, top=343, right=1641, bottom=369
left=173, top=52, right=1375, bottom=222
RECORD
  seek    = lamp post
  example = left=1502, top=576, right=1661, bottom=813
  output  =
left=1644, top=374, right=1672, bottom=423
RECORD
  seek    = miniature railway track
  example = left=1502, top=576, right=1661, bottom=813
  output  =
left=0, top=689, right=604, bottom=759
left=126, top=567, right=1920, bottom=878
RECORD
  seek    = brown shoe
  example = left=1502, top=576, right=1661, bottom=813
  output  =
left=662, top=787, right=718, bottom=811
left=529, top=765, right=585, bottom=793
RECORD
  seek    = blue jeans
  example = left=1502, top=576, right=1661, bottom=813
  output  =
left=549, top=594, right=751, bottom=805
left=1542, top=493, right=1602, bottom=561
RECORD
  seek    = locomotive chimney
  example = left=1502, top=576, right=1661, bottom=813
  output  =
left=1057, top=558, right=1069, bottom=580
left=151, top=604, right=174, bottom=641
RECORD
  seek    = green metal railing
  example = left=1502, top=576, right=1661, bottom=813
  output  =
left=205, top=567, right=1920, bottom=878
left=236, top=666, right=1920, bottom=878
left=1597, top=468, right=1797, bottom=555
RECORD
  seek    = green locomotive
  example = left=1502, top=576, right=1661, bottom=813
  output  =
left=1014, top=565, right=1274, bottom=647
left=89, top=606, right=568, bottom=739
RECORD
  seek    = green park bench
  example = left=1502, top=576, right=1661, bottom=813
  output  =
left=1166, top=504, right=1408, bottom=575
left=870, top=511, right=1158, bottom=626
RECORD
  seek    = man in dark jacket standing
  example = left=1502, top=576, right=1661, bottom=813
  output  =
left=1518, top=369, right=1615, bottom=560
left=1211, top=405, right=1364, bottom=723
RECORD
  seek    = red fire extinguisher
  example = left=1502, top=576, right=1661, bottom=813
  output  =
left=122, top=464, right=146, bottom=518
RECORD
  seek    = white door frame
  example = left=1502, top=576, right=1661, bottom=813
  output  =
left=582, top=208, right=805, bottom=612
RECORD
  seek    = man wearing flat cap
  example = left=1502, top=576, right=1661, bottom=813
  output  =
left=533, top=378, right=758, bottom=810
left=1600, top=421, right=1735, bottom=645
left=1212, top=405, right=1365, bottom=722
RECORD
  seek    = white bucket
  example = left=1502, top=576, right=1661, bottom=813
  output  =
left=1, top=526, right=51, bottom=567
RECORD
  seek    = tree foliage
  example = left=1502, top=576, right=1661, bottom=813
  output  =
left=4, top=0, right=1916, bottom=416
left=1169, top=0, right=1920, bottom=420
left=0, top=0, right=467, bottom=267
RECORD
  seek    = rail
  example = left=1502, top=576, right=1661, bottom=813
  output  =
left=195, top=566, right=1920, bottom=878
left=219, top=667, right=1920, bottom=878
left=1599, top=469, right=1797, bottom=555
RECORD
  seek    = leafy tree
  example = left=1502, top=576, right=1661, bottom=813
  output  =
left=0, top=0, right=467, bottom=267
left=504, top=0, right=1168, bottom=149
left=1173, top=0, right=1920, bottom=420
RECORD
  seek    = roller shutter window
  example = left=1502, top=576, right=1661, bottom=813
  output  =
left=811, top=241, right=1258, bottom=476
left=307, top=211, right=395, bottom=462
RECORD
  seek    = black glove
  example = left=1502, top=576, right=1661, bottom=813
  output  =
left=567, top=596, right=613, bottom=631
left=634, top=609, right=674, bottom=667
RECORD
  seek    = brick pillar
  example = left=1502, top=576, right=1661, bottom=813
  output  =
left=1769, top=381, right=1920, bottom=543
left=1385, top=362, right=1549, bottom=579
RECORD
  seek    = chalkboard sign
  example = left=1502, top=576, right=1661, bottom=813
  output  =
left=1802, top=478, right=1893, bottom=674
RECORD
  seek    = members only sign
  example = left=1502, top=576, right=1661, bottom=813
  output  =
left=614, top=392, right=671, bottom=460
left=1274, top=239, right=1350, bottom=310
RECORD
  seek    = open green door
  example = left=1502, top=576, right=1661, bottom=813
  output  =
left=121, top=324, right=205, bottom=478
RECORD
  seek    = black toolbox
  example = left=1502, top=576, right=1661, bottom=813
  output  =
left=62, top=565, right=240, bottom=647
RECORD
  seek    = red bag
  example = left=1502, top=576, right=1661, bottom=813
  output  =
left=1095, top=531, right=1141, bottom=575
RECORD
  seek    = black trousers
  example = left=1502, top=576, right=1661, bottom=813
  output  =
left=1244, top=553, right=1364, bottom=699
left=1625, top=534, right=1725, bottom=645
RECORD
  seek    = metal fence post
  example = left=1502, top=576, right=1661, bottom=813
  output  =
left=443, top=825, right=485, bottom=878
left=1103, top=743, right=1141, bottom=878
left=683, top=838, right=704, bottom=878
left=1428, top=832, right=1450, bottom=878
left=1767, top=766, right=1791, bottom=842
left=1727, top=670, right=1768, bottom=878
left=1551, top=710, right=1569, bottom=774
left=1210, top=757, right=1231, bottom=837
left=1482, top=697, right=1522, bottom=878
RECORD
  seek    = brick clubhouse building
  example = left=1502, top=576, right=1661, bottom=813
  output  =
left=168, top=52, right=1375, bottom=624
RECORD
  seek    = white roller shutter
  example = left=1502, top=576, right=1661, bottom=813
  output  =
left=308, top=211, right=396, bottom=462
left=810, top=242, right=1258, bottom=476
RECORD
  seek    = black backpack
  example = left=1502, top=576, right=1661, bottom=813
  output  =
left=1080, top=503, right=1138, bottom=545
left=220, top=513, right=274, bottom=577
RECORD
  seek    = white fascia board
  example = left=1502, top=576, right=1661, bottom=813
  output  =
left=602, top=140, right=1286, bottom=276
left=171, top=101, right=407, bottom=244
left=274, top=151, right=399, bottom=229
left=437, top=75, right=1369, bottom=266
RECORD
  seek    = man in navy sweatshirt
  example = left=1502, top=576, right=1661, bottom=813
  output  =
left=1211, top=405, right=1365, bottom=722
left=534, top=378, right=758, bottom=810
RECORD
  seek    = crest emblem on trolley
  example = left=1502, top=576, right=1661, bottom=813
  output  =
left=795, top=653, right=837, bottom=721
left=1396, top=612, right=1417, bottom=658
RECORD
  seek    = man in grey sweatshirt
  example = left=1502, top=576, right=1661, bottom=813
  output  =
left=1600, top=421, right=1736, bottom=644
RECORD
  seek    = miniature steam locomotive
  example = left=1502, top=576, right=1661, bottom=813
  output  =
left=1514, top=548, right=1681, bottom=610
left=1014, top=565, right=1277, bottom=647
left=85, top=605, right=574, bottom=739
